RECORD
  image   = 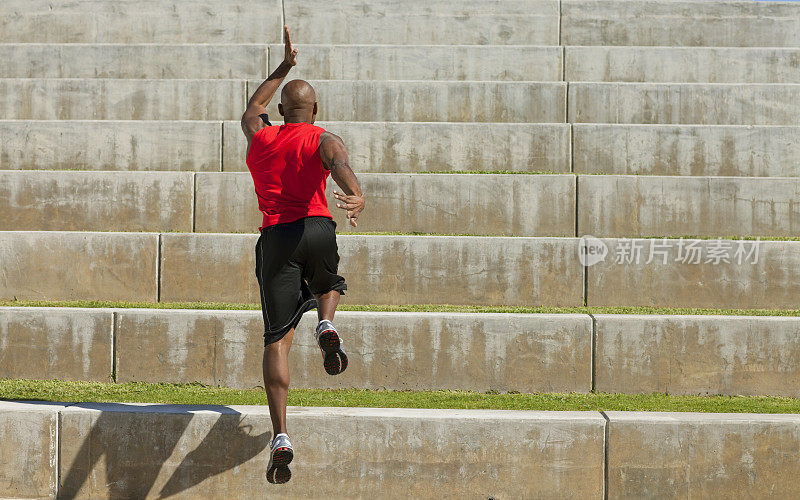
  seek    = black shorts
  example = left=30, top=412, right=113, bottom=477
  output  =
left=255, top=216, right=347, bottom=345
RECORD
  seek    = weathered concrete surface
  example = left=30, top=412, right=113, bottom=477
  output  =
left=586, top=238, right=800, bottom=309
left=578, top=175, right=800, bottom=238
left=195, top=173, right=576, bottom=236
left=0, top=79, right=245, bottom=120
left=0, top=308, right=112, bottom=382
left=566, top=47, right=800, bottom=84
left=115, top=310, right=592, bottom=393
left=0, top=231, right=158, bottom=302
left=259, top=80, right=567, bottom=123
left=0, top=120, right=223, bottom=172
left=222, top=121, right=571, bottom=173
left=284, top=0, right=559, bottom=45
left=573, top=124, right=800, bottom=177
left=561, top=0, right=800, bottom=47
left=268, top=44, right=562, bottom=81
left=606, top=412, right=800, bottom=498
left=58, top=404, right=604, bottom=498
left=0, top=44, right=267, bottom=79
left=160, top=234, right=584, bottom=306
left=595, top=315, right=800, bottom=397
left=0, top=171, right=194, bottom=232
left=569, top=83, right=800, bottom=125
left=0, top=401, right=67, bottom=499
left=1, top=0, right=282, bottom=43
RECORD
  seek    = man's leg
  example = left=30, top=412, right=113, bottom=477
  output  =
left=263, top=327, right=295, bottom=436
left=314, top=289, right=340, bottom=322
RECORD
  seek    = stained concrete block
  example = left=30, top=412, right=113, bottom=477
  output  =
left=577, top=175, right=800, bottom=238
left=258, top=80, right=567, bottom=123
left=58, top=404, right=604, bottom=498
left=195, top=172, right=576, bottom=236
left=1, top=0, right=282, bottom=43
left=0, top=44, right=267, bottom=79
left=566, top=47, right=800, bottom=84
left=0, top=307, right=112, bottom=382
left=585, top=238, right=800, bottom=309
left=569, top=83, right=800, bottom=125
left=573, top=124, right=800, bottom=177
left=268, top=44, right=562, bottom=81
left=0, top=120, right=223, bottom=172
left=561, top=0, right=800, bottom=47
left=0, top=171, right=194, bottom=232
left=222, top=121, right=571, bottom=173
left=595, top=315, right=800, bottom=397
left=160, top=234, right=584, bottom=306
left=284, top=0, right=560, bottom=45
left=114, top=309, right=592, bottom=393
left=0, top=231, right=158, bottom=302
left=58, top=403, right=273, bottom=499
left=0, top=79, right=246, bottom=120
left=606, top=412, right=800, bottom=499
left=0, top=401, right=68, bottom=500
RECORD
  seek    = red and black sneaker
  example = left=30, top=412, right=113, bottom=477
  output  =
left=266, top=433, right=294, bottom=484
left=315, top=320, right=348, bottom=375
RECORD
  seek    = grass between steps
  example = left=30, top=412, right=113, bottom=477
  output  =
left=1, top=300, right=799, bottom=317
left=2, top=379, right=799, bottom=413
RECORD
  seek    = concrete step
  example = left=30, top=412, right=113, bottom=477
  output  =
left=259, top=80, right=567, bottom=123
left=585, top=237, right=800, bottom=309
left=6, top=307, right=800, bottom=398
left=0, top=43, right=268, bottom=79
left=0, top=171, right=576, bottom=236
left=203, top=173, right=576, bottom=236
left=569, top=83, right=800, bottom=125
left=6, top=170, right=800, bottom=238
left=0, top=120, right=224, bottom=172
left=566, top=46, right=800, bottom=84
left=0, top=232, right=584, bottom=306
left=1, top=0, right=282, bottom=43
left=0, top=120, right=570, bottom=173
left=227, top=121, right=571, bottom=173
left=0, top=79, right=246, bottom=120
left=2, top=232, right=798, bottom=309
left=0, top=307, right=592, bottom=393
left=6, top=401, right=799, bottom=499
left=268, top=44, right=563, bottom=81
left=284, top=0, right=559, bottom=45
left=574, top=124, right=800, bottom=177
left=0, top=401, right=605, bottom=498
left=561, top=0, right=800, bottom=47
left=0, top=171, right=194, bottom=232
left=1, top=79, right=566, bottom=122
left=577, top=175, right=800, bottom=238
left=606, top=412, right=800, bottom=498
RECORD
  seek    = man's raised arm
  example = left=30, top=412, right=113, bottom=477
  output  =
left=241, top=25, right=297, bottom=143
left=319, top=132, right=366, bottom=227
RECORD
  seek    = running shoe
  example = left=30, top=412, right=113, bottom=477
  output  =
left=266, top=433, right=293, bottom=484
left=315, top=320, right=348, bottom=375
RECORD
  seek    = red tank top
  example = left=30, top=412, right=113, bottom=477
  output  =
left=246, top=121, right=332, bottom=230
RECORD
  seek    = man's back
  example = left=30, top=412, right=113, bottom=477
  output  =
left=246, top=121, right=332, bottom=229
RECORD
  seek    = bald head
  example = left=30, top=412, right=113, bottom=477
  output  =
left=281, top=80, right=316, bottom=110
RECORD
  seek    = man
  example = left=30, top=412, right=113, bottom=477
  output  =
left=240, top=25, right=366, bottom=484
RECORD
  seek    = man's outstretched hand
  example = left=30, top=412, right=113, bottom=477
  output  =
left=283, top=25, right=298, bottom=66
left=333, top=190, right=365, bottom=227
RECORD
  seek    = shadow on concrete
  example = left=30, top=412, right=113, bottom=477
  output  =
left=57, top=403, right=271, bottom=499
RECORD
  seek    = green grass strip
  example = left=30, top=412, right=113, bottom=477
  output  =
left=1, top=300, right=799, bottom=317
left=2, top=379, right=800, bottom=413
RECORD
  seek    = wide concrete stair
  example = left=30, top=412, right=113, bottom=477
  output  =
left=3, top=0, right=800, bottom=497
